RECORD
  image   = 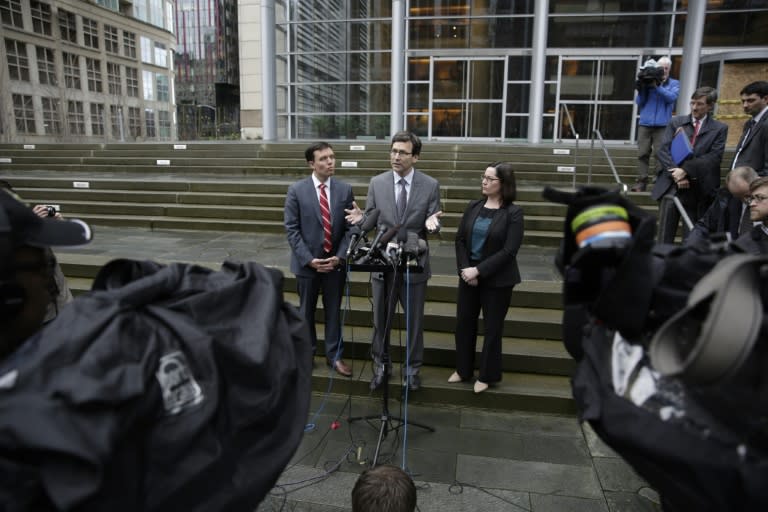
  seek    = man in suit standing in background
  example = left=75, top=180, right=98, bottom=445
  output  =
left=732, top=80, right=768, bottom=176
left=285, top=142, right=355, bottom=377
left=652, top=86, right=728, bottom=243
left=345, top=131, right=443, bottom=391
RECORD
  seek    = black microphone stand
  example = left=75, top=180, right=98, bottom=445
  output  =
left=347, top=253, right=434, bottom=468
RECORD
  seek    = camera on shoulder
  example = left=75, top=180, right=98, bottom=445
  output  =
left=637, top=59, right=665, bottom=86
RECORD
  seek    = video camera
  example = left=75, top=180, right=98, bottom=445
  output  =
left=544, top=185, right=768, bottom=511
left=636, top=59, right=665, bottom=87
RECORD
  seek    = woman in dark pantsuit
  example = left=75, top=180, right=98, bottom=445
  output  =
left=448, top=162, right=524, bottom=393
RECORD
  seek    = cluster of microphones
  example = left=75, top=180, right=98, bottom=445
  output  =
left=346, top=209, right=427, bottom=268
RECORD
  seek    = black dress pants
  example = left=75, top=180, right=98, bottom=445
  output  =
left=454, top=280, right=513, bottom=383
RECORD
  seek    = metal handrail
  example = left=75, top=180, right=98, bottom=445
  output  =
left=558, top=102, right=579, bottom=189
left=591, top=129, right=627, bottom=194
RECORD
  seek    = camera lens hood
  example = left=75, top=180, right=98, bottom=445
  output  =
left=649, top=254, right=766, bottom=384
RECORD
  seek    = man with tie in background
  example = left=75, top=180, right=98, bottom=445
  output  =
left=731, top=81, right=768, bottom=176
left=652, top=86, right=728, bottom=243
left=285, top=142, right=355, bottom=377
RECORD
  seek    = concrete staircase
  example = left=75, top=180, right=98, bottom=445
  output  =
left=0, top=141, right=737, bottom=414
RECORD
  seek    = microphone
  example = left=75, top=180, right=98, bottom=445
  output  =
left=384, top=241, right=400, bottom=266
left=403, top=231, right=426, bottom=258
left=368, top=224, right=389, bottom=255
left=347, top=209, right=381, bottom=258
left=368, top=224, right=400, bottom=262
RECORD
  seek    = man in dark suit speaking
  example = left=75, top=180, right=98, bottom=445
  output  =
left=652, top=86, right=728, bottom=243
left=345, top=131, right=442, bottom=391
left=285, top=142, right=355, bottom=377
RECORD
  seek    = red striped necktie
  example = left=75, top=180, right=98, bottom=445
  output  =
left=319, top=183, right=332, bottom=253
left=690, top=119, right=701, bottom=146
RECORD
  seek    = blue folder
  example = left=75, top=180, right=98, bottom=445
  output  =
left=670, top=130, right=693, bottom=165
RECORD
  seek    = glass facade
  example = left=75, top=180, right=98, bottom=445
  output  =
left=174, top=0, right=240, bottom=139
left=277, top=1, right=392, bottom=139
left=274, top=0, right=768, bottom=142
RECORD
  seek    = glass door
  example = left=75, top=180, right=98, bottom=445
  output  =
left=430, top=57, right=505, bottom=140
left=556, top=57, right=638, bottom=142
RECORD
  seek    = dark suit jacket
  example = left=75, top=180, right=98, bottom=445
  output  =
left=284, top=176, right=354, bottom=277
left=364, top=169, right=441, bottom=283
left=733, top=112, right=768, bottom=176
left=686, top=187, right=744, bottom=246
left=455, top=199, right=524, bottom=288
left=733, top=224, right=768, bottom=254
left=652, top=114, right=728, bottom=202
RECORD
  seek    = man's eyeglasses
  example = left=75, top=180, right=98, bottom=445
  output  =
left=481, top=175, right=500, bottom=182
left=390, top=150, right=413, bottom=157
left=748, top=194, right=768, bottom=204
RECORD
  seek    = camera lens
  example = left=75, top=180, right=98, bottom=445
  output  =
left=46, top=206, right=56, bottom=217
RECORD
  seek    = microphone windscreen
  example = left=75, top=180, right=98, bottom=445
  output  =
left=405, top=231, right=419, bottom=254
left=378, top=225, right=401, bottom=247
left=360, top=209, right=381, bottom=232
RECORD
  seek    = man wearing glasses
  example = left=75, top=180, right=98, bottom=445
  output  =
left=735, top=176, right=768, bottom=253
left=345, top=131, right=442, bottom=391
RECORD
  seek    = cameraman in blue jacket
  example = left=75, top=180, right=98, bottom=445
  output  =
left=632, top=57, right=680, bottom=192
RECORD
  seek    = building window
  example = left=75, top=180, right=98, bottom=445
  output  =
left=107, top=62, right=121, bottom=95
left=90, top=103, right=105, bottom=136
left=145, top=108, right=156, bottom=138
left=86, top=57, right=102, bottom=92
left=156, top=73, right=169, bottom=102
left=104, top=24, right=119, bottom=54
left=58, top=9, right=77, bottom=43
left=154, top=42, right=167, bottom=67
left=67, top=100, right=85, bottom=135
left=36, top=46, right=56, bottom=85
left=30, top=1, right=52, bottom=35
left=1, top=0, right=23, bottom=28
left=6, top=39, right=30, bottom=82
left=123, top=31, right=136, bottom=58
left=110, top=105, right=122, bottom=138
left=63, top=52, right=81, bottom=89
left=41, top=97, right=61, bottom=135
left=158, top=110, right=171, bottom=138
left=83, top=17, right=99, bottom=49
left=142, top=70, right=154, bottom=100
left=126, top=66, right=138, bottom=97
left=128, top=106, right=141, bottom=137
left=140, top=36, right=152, bottom=63
left=12, top=94, right=36, bottom=134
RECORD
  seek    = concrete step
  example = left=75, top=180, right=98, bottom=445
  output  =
left=60, top=256, right=570, bottom=385
left=309, top=357, right=575, bottom=414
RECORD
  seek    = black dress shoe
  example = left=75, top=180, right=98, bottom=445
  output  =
left=370, top=373, right=384, bottom=391
left=404, top=374, right=421, bottom=391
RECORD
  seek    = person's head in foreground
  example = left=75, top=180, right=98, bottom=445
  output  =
left=351, top=464, right=416, bottom=512
left=0, top=189, right=92, bottom=359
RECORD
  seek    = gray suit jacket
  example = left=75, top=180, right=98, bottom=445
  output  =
left=284, top=176, right=354, bottom=277
left=364, top=169, right=441, bottom=282
left=733, top=113, right=768, bottom=176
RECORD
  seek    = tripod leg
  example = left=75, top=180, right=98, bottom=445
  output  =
left=371, top=414, right=389, bottom=467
